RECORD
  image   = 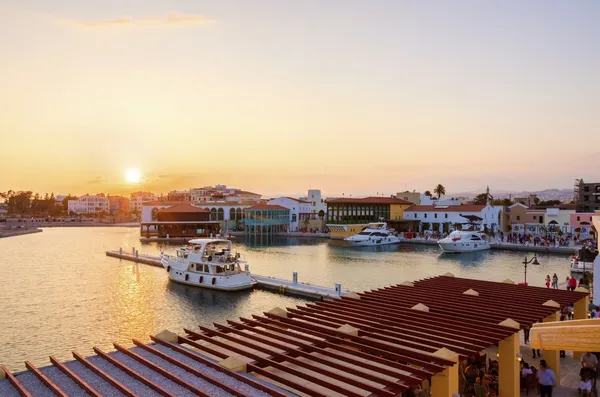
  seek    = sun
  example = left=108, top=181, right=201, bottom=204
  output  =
left=125, top=168, right=141, bottom=184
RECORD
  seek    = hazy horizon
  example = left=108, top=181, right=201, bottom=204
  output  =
left=1, top=1, right=599, bottom=197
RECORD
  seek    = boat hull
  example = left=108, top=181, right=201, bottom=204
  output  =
left=438, top=241, right=490, bottom=253
left=166, top=270, right=256, bottom=291
left=345, top=237, right=401, bottom=247
left=570, top=259, right=594, bottom=273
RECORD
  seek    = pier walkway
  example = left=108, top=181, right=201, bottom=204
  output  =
left=106, top=250, right=350, bottom=300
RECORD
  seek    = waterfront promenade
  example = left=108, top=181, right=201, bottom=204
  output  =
left=402, top=237, right=580, bottom=254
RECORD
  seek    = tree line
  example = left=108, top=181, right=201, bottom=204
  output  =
left=0, top=191, right=77, bottom=216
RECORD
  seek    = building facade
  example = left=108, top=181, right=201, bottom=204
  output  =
left=267, top=197, right=313, bottom=231
left=167, top=190, right=191, bottom=202
left=108, top=195, right=130, bottom=215
left=404, top=204, right=502, bottom=233
left=140, top=203, right=220, bottom=238
left=504, top=203, right=577, bottom=234
left=570, top=212, right=595, bottom=238
left=576, top=179, right=600, bottom=213
left=68, top=195, right=110, bottom=215
left=130, top=191, right=157, bottom=214
left=243, top=204, right=290, bottom=240
left=306, top=189, right=326, bottom=216
left=396, top=191, right=421, bottom=205
left=326, top=196, right=413, bottom=238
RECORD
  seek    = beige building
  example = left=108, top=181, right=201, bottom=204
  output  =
left=396, top=191, right=420, bottom=205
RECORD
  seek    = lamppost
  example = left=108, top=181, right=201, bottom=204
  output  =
left=523, top=255, right=540, bottom=285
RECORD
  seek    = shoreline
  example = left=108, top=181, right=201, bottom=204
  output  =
left=0, top=227, right=43, bottom=238
left=4, top=222, right=140, bottom=228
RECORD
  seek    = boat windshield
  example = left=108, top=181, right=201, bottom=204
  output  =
left=358, top=232, right=371, bottom=235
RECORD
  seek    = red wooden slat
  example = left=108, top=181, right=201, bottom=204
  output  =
left=113, top=343, right=211, bottom=397
left=246, top=364, right=331, bottom=397
left=250, top=314, right=437, bottom=378
left=132, top=339, right=246, bottom=397
left=0, top=365, right=32, bottom=397
left=309, top=300, right=492, bottom=348
left=212, top=321, right=408, bottom=393
left=50, top=356, right=102, bottom=397
left=287, top=306, right=475, bottom=357
left=239, top=316, right=431, bottom=382
left=335, top=297, right=513, bottom=339
left=183, top=327, right=367, bottom=397
left=93, top=347, right=172, bottom=397
left=25, top=361, right=68, bottom=397
left=149, top=335, right=291, bottom=397
left=261, top=312, right=453, bottom=370
left=227, top=318, right=422, bottom=384
left=72, top=352, right=136, bottom=397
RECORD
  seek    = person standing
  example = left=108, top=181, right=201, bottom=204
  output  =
left=538, top=359, right=556, bottom=397
left=552, top=273, right=559, bottom=289
left=569, top=276, right=578, bottom=291
left=545, top=274, right=551, bottom=288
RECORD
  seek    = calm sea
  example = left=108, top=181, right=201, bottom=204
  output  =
left=0, top=227, right=572, bottom=371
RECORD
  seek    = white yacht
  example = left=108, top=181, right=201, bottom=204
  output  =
left=344, top=222, right=400, bottom=247
left=160, top=238, right=256, bottom=291
left=570, top=246, right=598, bottom=273
left=437, top=230, right=490, bottom=253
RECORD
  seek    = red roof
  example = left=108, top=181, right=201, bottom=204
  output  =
left=236, top=190, right=261, bottom=196
left=247, top=203, right=289, bottom=211
left=158, top=203, right=209, bottom=213
left=326, top=197, right=413, bottom=205
left=405, top=205, right=487, bottom=212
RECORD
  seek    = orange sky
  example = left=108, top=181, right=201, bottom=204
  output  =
left=1, top=1, right=599, bottom=197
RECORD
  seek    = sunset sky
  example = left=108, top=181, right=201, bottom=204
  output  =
left=1, top=0, right=599, bottom=197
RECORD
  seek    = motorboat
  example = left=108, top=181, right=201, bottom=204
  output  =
left=344, top=222, right=400, bottom=247
left=160, top=238, right=256, bottom=291
left=437, top=230, right=490, bottom=253
left=570, top=246, right=598, bottom=273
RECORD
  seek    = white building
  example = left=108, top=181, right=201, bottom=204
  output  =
left=305, top=189, right=326, bottom=216
left=419, top=195, right=463, bottom=206
left=404, top=204, right=503, bottom=232
left=130, top=191, right=157, bottom=213
left=68, top=195, right=110, bottom=215
left=267, top=197, right=313, bottom=231
left=189, top=185, right=261, bottom=204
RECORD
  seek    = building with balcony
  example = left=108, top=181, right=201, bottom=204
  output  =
left=570, top=212, right=595, bottom=238
left=266, top=197, right=313, bottom=232
left=167, top=190, right=191, bottom=202
left=67, top=194, right=110, bottom=215
left=504, top=203, right=576, bottom=234
left=404, top=204, right=502, bottom=233
left=130, top=191, right=157, bottom=214
left=108, top=195, right=130, bottom=215
left=326, top=196, right=413, bottom=239
left=576, top=179, right=600, bottom=213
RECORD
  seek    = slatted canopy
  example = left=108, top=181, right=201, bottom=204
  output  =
left=182, top=275, right=589, bottom=396
left=1, top=275, right=590, bottom=397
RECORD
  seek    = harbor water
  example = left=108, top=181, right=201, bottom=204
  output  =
left=0, top=227, right=575, bottom=371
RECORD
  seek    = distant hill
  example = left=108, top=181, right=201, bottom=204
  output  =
left=449, top=188, right=574, bottom=202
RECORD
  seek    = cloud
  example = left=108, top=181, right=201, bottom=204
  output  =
left=87, top=176, right=106, bottom=184
left=67, top=11, right=213, bottom=28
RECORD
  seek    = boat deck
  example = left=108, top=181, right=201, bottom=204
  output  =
left=105, top=250, right=350, bottom=300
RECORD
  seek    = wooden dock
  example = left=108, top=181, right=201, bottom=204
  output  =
left=106, top=250, right=349, bottom=300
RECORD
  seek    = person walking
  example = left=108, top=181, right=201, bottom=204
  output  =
left=538, top=359, right=556, bottom=397
left=569, top=276, right=578, bottom=291
left=545, top=274, right=551, bottom=289
left=552, top=273, right=559, bottom=289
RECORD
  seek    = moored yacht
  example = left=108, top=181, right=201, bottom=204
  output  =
left=160, top=238, right=256, bottom=291
left=344, top=222, right=400, bottom=247
left=570, top=246, right=598, bottom=273
left=438, top=230, right=490, bottom=253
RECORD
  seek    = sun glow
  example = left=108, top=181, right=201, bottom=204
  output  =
left=125, top=169, right=141, bottom=184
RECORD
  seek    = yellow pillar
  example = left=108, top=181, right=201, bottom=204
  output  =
left=430, top=348, right=459, bottom=397
left=498, top=332, right=520, bottom=397
left=574, top=294, right=590, bottom=360
left=542, top=311, right=560, bottom=385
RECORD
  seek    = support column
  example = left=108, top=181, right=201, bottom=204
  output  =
left=574, top=292, right=590, bottom=360
left=543, top=311, right=561, bottom=385
left=430, top=348, right=459, bottom=397
left=498, top=319, right=520, bottom=397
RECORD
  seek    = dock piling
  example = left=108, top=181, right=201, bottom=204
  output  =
left=293, top=272, right=298, bottom=284
left=335, top=283, right=342, bottom=297
left=119, top=247, right=123, bottom=256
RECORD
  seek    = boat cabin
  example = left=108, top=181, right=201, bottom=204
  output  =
left=173, top=238, right=245, bottom=275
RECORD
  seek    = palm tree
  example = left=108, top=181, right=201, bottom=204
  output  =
left=424, top=190, right=432, bottom=197
left=433, top=184, right=446, bottom=199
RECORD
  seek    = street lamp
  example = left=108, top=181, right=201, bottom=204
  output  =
left=523, top=255, right=540, bottom=285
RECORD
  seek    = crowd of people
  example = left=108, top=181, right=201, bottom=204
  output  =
left=500, top=232, right=574, bottom=247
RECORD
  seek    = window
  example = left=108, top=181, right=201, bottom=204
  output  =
left=516, top=216, right=520, bottom=221
left=414, top=214, right=417, bottom=218
left=577, top=216, right=580, bottom=221
left=434, top=214, right=438, bottom=218
left=424, top=214, right=428, bottom=218
left=584, top=195, right=590, bottom=201
left=291, top=214, right=297, bottom=222
left=533, top=216, right=536, bottom=219
left=584, top=186, right=590, bottom=192
left=445, top=214, right=448, bottom=218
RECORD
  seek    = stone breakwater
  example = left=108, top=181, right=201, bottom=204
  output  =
left=0, top=227, right=42, bottom=238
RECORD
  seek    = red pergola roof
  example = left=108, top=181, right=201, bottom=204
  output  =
left=2, top=275, right=589, bottom=397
